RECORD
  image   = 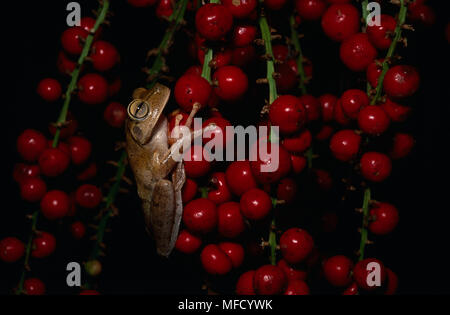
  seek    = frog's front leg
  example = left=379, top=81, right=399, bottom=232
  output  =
left=147, top=178, right=180, bottom=257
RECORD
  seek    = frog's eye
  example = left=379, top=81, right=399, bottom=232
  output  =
left=127, top=99, right=151, bottom=121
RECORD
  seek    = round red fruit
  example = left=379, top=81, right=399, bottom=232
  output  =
left=225, top=161, right=257, bottom=196
left=232, top=24, right=257, bottom=47
left=276, top=178, right=298, bottom=204
left=0, top=237, right=25, bottom=263
left=390, top=133, right=414, bottom=159
left=380, top=98, right=411, bottom=122
left=68, top=136, right=92, bottom=165
left=296, top=0, right=327, bottom=21
left=77, top=73, right=108, bottom=105
left=61, top=27, right=87, bottom=55
left=71, top=221, right=86, bottom=239
left=330, top=129, right=361, bottom=161
left=277, top=259, right=307, bottom=281
left=236, top=270, right=256, bottom=295
left=280, top=228, right=314, bottom=264
left=222, top=0, right=257, bottom=19
left=37, top=78, right=62, bottom=102
left=20, top=177, right=47, bottom=203
left=282, top=129, right=312, bottom=153
left=357, top=105, right=390, bottom=135
left=182, top=178, right=198, bottom=204
left=195, top=4, right=233, bottom=41
left=75, top=184, right=102, bottom=209
left=213, top=66, right=248, bottom=101
left=383, top=65, right=420, bottom=98
left=104, top=102, right=127, bottom=128
left=219, top=242, right=245, bottom=268
left=90, top=41, right=119, bottom=71
left=341, top=89, right=369, bottom=119
left=254, top=265, right=287, bottom=295
left=319, top=94, right=338, bottom=122
left=360, top=152, right=392, bottom=182
left=183, top=198, right=217, bottom=234
left=321, top=4, right=360, bottom=42
left=24, top=278, right=46, bottom=295
left=17, top=129, right=47, bottom=162
left=299, top=95, right=321, bottom=122
left=31, top=232, right=56, bottom=258
left=369, top=202, right=399, bottom=235
left=40, top=190, right=70, bottom=220
left=174, top=74, right=211, bottom=112
left=240, top=188, right=272, bottom=220
left=323, top=255, right=353, bottom=287
left=200, top=244, right=232, bottom=275
left=269, top=95, right=306, bottom=135
left=217, top=202, right=245, bottom=238
left=340, top=33, right=377, bottom=72
left=175, top=230, right=202, bottom=254
left=353, top=258, right=387, bottom=290
left=284, top=280, right=310, bottom=295
left=183, top=145, right=211, bottom=178
left=38, top=148, right=70, bottom=177
left=367, top=14, right=397, bottom=50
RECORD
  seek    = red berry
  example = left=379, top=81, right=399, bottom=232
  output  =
left=71, top=221, right=86, bottom=239
left=390, top=133, right=414, bottom=159
left=276, top=178, right=298, bottom=204
left=269, top=95, right=306, bottom=135
left=342, top=282, right=359, bottom=295
left=360, top=152, right=392, bottom=182
left=380, top=98, right=411, bottom=122
left=127, top=0, right=157, bottom=7
left=57, top=51, right=76, bottom=75
left=40, top=190, right=70, bottom=220
left=282, top=129, right=312, bottom=153
left=24, top=278, right=46, bottom=295
left=200, top=244, right=232, bottom=275
left=250, top=139, right=292, bottom=184
left=203, top=117, right=232, bottom=151
left=222, top=0, right=257, bottom=19
left=232, top=24, right=257, bottom=47
left=104, top=102, right=127, bottom=128
left=383, top=65, right=420, bottom=98
left=77, top=162, right=98, bottom=181
left=254, top=265, right=287, bottom=295
left=265, top=0, right=288, bottom=10
left=321, top=4, right=360, bottom=42
left=0, top=237, right=25, bottom=263
left=280, top=228, right=314, bottom=264
left=240, top=188, right=272, bottom=220
left=182, top=178, right=198, bottom=204
left=299, top=94, right=321, bottom=122
left=272, top=44, right=289, bottom=61
left=357, top=105, right=390, bottom=135
left=77, top=73, right=108, bottom=104
left=195, top=4, right=233, bottom=41
left=323, top=255, right=353, bottom=287
left=284, top=280, right=310, bottom=295
left=314, top=169, right=333, bottom=190
left=75, top=184, right=102, bottom=209
left=367, top=14, right=397, bottom=50
left=334, top=99, right=351, bottom=126
left=61, top=27, right=87, bottom=55
left=37, top=78, right=62, bottom=102
left=213, top=66, right=248, bottom=101
left=175, top=230, right=202, bottom=254
left=236, top=270, right=256, bottom=295
left=156, top=0, right=174, bottom=18
left=32, top=232, right=56, bottom=258
left=217, top=202, right=245, bottom=238
left=108, top=77, right=122, bottom=97
left=225, top=161, right=257, bottom=196
left=208, top=172, right=232, bottom=205
left=341, top=89, right=369, bottom=119
left=174, top=74, right=211, bottom=112
left=385, top=268, right=399, bottom=295
left=218, top=242, right=245, bottom=268
left=183, top=145, right=211, bottom=178
left=13, top=163, right=40, bottom=184
left=340, top=33, right=377, bottom=72
left=275, top=61, right=298, bottom=92
left=17, top=129, right=47, bottom=162
left=68, top=136, right=92, bottom=165
left=199, top=48, right=232, bottom=68
left=353, top=258, right=387, bottom=290
left=366, top=59, right=383, bottom=87
left=330, top=129, right=361, bottom=161
left=80, top=17, right=100, bottom=35
left=20, top=177, right=47, bottom=202
left=90, top=41, right=119, bottom=71
left=296, top=0, right=327, bottom=21
left=291, top=155, right=307, bottom=174
left=277, top=259, right=307, bottom=281
left=183, top=198, right=217, bottom=234
left=316, top=125, right=334, bottom=141
left=369, top=202, right=399, bottom=235
left=48, top=112, right=78, bottom=139
left=319, top=94, right=338, bottom=122
left=409, top=4, right=436, bottom=26
left=38, top=148, right=70, bottom=177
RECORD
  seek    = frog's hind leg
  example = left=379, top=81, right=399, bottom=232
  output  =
left=149, top=179, right=177, bottom=257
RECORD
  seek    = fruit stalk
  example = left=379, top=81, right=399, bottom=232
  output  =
left=52, top=0, right=110, bottom=148
left=15, top=210, right=39, bottom=295
left=370, top=0, right=407, bottom=105
left=146, top=0, right=189, bottom=88
left=259, top=11, right=278, bottom=104
left=358, top=188, right=371, bottom=261
left=289, top=15, right=307, bottom=95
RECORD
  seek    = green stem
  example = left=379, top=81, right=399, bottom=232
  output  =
left=16, top=210, right=39, bottom=295
left=90, top=150, right=127, bottom=260
left=306, top=147, right=313, bottom=170
left=259, top=13, right=278, bottom=104
left=268, top=198, right=279, bottom=266
left=52, top=0, right=110, bottom=148
left=201, top=49, right=214, bottom=83
left=358, top=188, right=371, bottom=261
left=146, top=0, right=189, bottom=88
left=370, top=0, right=407, bottom=105
left=289, top=15, right=307, bottom=95
left=361, top=0, right=369, bottom=32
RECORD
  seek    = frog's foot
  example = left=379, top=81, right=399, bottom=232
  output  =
left=168, top=113, right=185, bottom=145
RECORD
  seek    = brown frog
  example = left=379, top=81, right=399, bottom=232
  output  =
left=125, top=83, right=207, bottom=257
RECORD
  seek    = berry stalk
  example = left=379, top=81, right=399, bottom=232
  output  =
left=52, top=0, right=110, bottom=148
left=289, top=15, right=308, bottom=96
left=259, top=11, right=278, bottom=104
left=15, top=210, right=39, bottom=295
left=358, top=188, right=371, bottom=261
left=369, top=0, right=408, bottom=105
left=146, top=0, right=189, bottom=88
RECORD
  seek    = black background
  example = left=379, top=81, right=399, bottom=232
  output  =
left=1, top=0, right=449, bottom=295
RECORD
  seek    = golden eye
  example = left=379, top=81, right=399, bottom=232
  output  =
left=127, top=99, right=150, bottom=121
